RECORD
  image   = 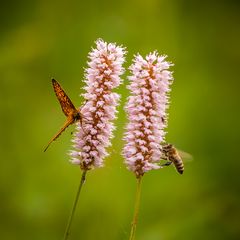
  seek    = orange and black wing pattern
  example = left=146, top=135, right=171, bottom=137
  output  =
left=52, top=79, right=76, bottom=117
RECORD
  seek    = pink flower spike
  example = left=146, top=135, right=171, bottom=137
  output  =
left=70, top=39, right=126, bottom=170
left=123, top=52, right=173, bottom=178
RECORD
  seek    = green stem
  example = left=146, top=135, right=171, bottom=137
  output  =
left=129, top=177, right=143, bottom=240
left=63, top=170, right=87, bottom=240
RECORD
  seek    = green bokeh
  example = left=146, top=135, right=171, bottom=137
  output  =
left=1, top=0, right=240, bottom=239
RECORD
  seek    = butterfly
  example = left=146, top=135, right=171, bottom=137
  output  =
left=44, top=79, right=83, bottom=152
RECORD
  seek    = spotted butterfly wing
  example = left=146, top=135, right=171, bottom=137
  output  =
left=52, top=79, right=77, bottom=116
left=44, top=79, right=78, bottom=152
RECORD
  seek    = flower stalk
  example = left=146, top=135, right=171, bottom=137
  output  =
left=63, top=170, right=87, bottom=240
left=64, top=39, right=126, bottom=239
left=123, top=52, right=173, bottom=239
left=129, top=177, right=142, bottom=240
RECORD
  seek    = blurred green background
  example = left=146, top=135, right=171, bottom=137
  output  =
left=1, top=0, right=240, bottom=239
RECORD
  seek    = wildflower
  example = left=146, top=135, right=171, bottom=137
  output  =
left=123, top=52, right=173, bottom=178
left=70, top=39, right=126, bottom=170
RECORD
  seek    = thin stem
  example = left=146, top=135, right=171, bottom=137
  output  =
left=129, top=177, right=143, bottom=240
left=63, top=170, right=87, bottom=240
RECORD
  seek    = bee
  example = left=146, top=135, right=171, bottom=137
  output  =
left=161, top=143, right=191, bottom=174
left=44, top=79, right=83, bottom=152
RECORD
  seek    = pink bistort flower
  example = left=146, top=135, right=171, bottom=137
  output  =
left=70, top=39, right=126, bottom=170
left=123, top=52, right=173, bottom=178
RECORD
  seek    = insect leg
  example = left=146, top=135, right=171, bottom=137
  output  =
left=161, top=161, right=173, bottom=167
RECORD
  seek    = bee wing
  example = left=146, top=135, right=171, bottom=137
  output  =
left=177, top=149, right=193, bottom=162
left=52, top=79, right=77, bottom=117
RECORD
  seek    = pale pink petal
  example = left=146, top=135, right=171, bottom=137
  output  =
left=123, top=52, right=173, bottom=177
left=70, top=39, right=126, bottom=170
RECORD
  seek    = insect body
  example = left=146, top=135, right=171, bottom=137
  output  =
left=161, top=143, right=185, bottom=174
left=44, top=79, right=82, bottom=152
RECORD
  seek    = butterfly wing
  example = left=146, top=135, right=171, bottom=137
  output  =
left=44, top=117, right=74, bottom=152
left=52, top=79, right=77, bottom=117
